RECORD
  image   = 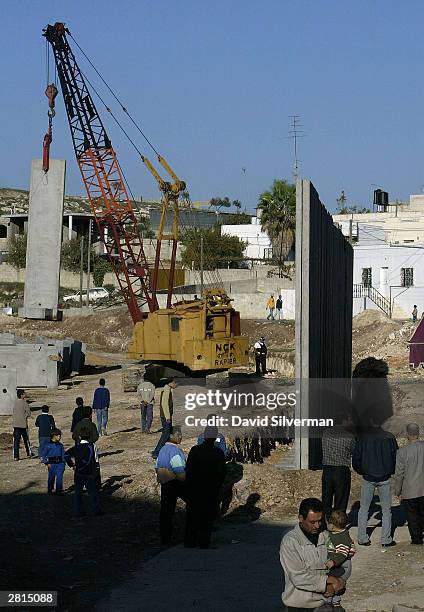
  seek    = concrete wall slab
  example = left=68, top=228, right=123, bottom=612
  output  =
left=0, top=368, right=18, bottom=415
left=21, top=159, right=66, bottom=318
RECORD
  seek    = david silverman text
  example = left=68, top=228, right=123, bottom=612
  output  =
left=185, top=415, right=334, bottom=428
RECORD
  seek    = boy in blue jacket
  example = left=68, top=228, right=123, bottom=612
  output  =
left=92, top=378, right=110, bottom=436
left=41, top=429, right=65, bottom=495
left=35, top=405, right=55, bottom=458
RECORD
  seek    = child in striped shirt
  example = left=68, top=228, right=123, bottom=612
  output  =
left=325, top=510, right=356, bottom=609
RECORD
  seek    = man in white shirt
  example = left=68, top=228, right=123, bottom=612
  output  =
left=137, top=377, right=155, bottom=434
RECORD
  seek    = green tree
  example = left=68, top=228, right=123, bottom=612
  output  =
left=92, top=257, right=112, bottom=287
left=258, top=179, right=296, bottom=264
left=5, top=234, right=27, bottom=269
left=336, top=190, right=348, bottom=213
left=61, top=238, right=112, bottom=286
left=61, top=237, right=90, bottom=273
left=336, top=190, right=370, bottom=214
left=139, top=215, right=155, bottom=239
left=210, top=196, right=244, bottom=213
left=224, top=212, right=251, bottom=225
left=180, top=226, right=246, bottom=270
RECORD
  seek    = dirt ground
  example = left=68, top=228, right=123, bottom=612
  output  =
left=0, top=310, right=424, bottom=610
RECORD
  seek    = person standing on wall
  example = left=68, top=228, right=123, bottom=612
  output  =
left=393, top=423, right=424, bottom=545
left=266, top=294, right=275, bottom=320
left=152, top=379, right=177, bottom=459
left=92, top=378, right=110, bottom=436
left=138, top=376, right=155, bottom=434
left=13, top=390, right=34, bottom=461
left=254, top=337, right=268, bottom=376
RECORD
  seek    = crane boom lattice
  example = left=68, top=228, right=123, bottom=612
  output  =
left=44, top=22, right=158, bottom=322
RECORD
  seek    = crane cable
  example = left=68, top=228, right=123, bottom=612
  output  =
left=69, top=32, right=224, bottom=295
left=68, top=31, right=160, bottom=158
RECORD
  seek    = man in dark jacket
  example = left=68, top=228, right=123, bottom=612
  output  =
left=72, top=406, right=99, bottom=443
left=71, top=397, right=85, bottom=433
left=35, top=405, right=56, bottom=458
left=65, top=426, right=103, bottom=517
left=184, top=425, right=227, bottom=549
left=353, top=423, right=398, bottom=546
left=92, top=378, right=110, bottom=436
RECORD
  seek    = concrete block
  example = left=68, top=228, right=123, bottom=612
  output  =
left=21, top=159, right=66, bottom=319
left=0, top=333, right=26, bottom=345
left=19, top=307, right=63, bottom=321
left=0, top=345, right=59, bottom=388
left=0, top=368, right=18, bottom=415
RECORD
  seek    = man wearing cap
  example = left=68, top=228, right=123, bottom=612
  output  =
left=254, top=337, right=268, bottom=376
left=184, top=425, right=227, bottom=548
left=393, top=423, right=424, bottom=545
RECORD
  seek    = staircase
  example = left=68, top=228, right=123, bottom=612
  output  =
left=353, top=283, right=392, bottom=318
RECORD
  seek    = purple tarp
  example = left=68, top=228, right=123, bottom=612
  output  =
left=408, top=318, right=424, bottom=368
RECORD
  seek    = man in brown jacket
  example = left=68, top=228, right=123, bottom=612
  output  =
left=13, top=389, right=33, bottom=460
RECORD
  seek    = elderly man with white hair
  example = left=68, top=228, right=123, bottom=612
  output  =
left=394, top=423, right=424, bottom=545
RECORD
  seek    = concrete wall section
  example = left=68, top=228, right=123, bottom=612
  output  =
left=0, top=368, right=18, bottom=415
left=0, top=345, right=59, bottom=388
left=21, top=159, right=66, bottom=318
left=295, top=180, right=353, bottom=469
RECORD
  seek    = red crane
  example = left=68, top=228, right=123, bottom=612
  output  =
left=43, top=22, right=159, bottom=322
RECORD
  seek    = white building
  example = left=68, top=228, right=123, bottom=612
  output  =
left=333, top=194, right=424, bottom=245
left=352, top=224, right=424, bottom=319
left=221, top=215, right=272, bottom=261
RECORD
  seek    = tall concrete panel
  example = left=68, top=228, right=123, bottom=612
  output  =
left=20, top=159, right=66, bottom=320
left=0, top=368, right=18, bottom=415
left=295, top=180, right=353, bottom=469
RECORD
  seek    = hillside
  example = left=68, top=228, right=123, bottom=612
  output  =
left=0, top=187, right=159, bottom=217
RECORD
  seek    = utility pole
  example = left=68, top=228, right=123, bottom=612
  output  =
left=200, top=234, right=204, bottom=296
left=288, top=115, right=304, bottom=183
left=349, top=218, right=353, bottom=245
left=86, top=219, right=92, bottom=308
left=79, top=235, right=84, bottom=308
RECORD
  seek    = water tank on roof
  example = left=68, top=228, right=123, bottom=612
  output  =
left=373, top=189, right=389, bottom=212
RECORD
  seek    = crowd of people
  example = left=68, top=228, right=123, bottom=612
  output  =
left=10, top=358, right=424, bottom=609
left=11, top=375, right=230, bottom=550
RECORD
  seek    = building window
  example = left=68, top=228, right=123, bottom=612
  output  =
left=0, top=225, right=7, bottom=238
left=362, top=268, right=372, bottom=287
left=401, top=268, right=414, bottom=287
left=263, top=247, right=273, bottom=260
left=170, top=317, right=180, bottom=332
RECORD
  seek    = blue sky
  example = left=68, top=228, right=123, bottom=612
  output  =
left=1, top=0, right=424, bottom=212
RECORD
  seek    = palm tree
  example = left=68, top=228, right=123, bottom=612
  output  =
left=258, top=179, right=296, bottom=264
